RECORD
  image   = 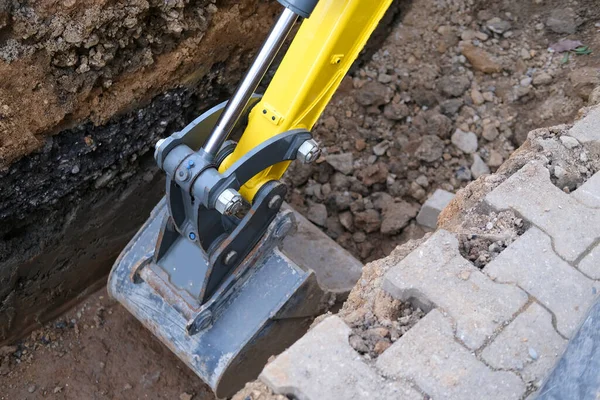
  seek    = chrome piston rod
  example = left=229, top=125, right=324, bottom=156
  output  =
left=202, top=7, right=299, bottom=156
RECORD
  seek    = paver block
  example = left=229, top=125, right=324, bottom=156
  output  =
left=485, top=227, right=599, bottom=337
left=376, top=310, right=526, bottom=400
left=416, top=189, right=455, bottom=229
left=485, top=161, right=600, bottom=262
left=572, top=172, right=600, bottom=209
left=481, top=302, right=567, bottom=385
left=578, top=244, right=600, bottom=280
left=260, top=316, right=422, bottom=400
left=382, top=230, right=528, bottom=350
left=569, top=106, right=600, bottom=143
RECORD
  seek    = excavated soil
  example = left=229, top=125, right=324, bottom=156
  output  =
left=2, top=0, right=600, bottom=397
left=0, top=288, right=215, bottom=400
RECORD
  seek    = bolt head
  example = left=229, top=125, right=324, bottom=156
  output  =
left=268, top=195, right=283, bottom=210
left=297, top=139, right=320, bottom=164
left=215, top=188, right=243, bottom=216
left=224, top=251, right=238, bottom=266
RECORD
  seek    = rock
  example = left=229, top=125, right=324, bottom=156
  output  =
left=414, top=135, right=444, bottom=162
left=28, top=385, right=37, bottom=393
left=482, top=124, right=499, bottom=141
left=323, top=116, right=339, bottom=131
left=451, top=129, right=478, bottom=154
left=533, top=72, right=553, bottom=86
left=470, top=154, right=490, bottom=178
left=378, top=73, right=393, bottom=84
left=440, top=99, right=464, bottom=116
left=471, top=89, right=484, bottom=105
left=307, top=203, right=328, bottom=227
left=380, top=201, right=419, bottom=235
left=461, top=44, right=502, bottom=74
left=409, top=182, right=426, bottom=200
left=569, top=68, right=600, bottom=100
left=373, top=141, right=390, bottom=156
left=520, top=77, right=532, bottom=87
left=487, top=150, right=504, bottom=167
left=546, top=8, right=581, bottom=34
left=355, top=138, right=367, bottom=151
left=559, top=135, right=580, bottom=149
left=353, top=209, right=381, bottom=233
left=355, top=81, right=390, bottom=107
left=338, top=211, right=353, bottom=230
left=438, top=75, right=471, bottom=98
left=486, top=17, right=512, bottom=34
left=326, top=153, right=354, bottom=175
left=456, top=166, right=472, bottom=181
left=179, top=393, right=193, bottom=400
left=374, top=340, right=392, bottom=355
left=426, top=112, right=453, bottom=138
left=357, top=163, right=388, bottom=186
left=383, top=102, right=410, bottom=120
left=349, top=334, right=369, bottom=354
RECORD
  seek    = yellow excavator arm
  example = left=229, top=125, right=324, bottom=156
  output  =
left=220, top=0, right=393, bottom=200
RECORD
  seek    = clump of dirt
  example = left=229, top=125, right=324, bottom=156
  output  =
left=457, top=210, right=527, bottom=267
left=334, top=235, right=430, bottom=360
left=284, top=0, right=600, bottom=264
left=0, top=288, right=215, bottom=400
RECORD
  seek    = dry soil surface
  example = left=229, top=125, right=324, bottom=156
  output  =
left=0, top=287, right=215, bottom=400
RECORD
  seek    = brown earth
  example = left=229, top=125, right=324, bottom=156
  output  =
left=0, top=287, right=215, bottom=400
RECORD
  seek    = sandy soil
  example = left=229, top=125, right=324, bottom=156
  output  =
left=0, top=287, right=215, bottom=400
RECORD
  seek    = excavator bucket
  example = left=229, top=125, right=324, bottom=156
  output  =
left=108, top=200, right=358, bottom=398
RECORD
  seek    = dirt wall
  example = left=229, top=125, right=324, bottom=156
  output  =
left=0, top=0, right=281, bottom=345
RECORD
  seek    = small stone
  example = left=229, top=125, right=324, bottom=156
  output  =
left=456, top=166, right=472, bottom=181
left=355, top=81, right=390, bottom=107
left=179, top=393, right=193, bottom=400
left=471, top=154, right=490, bottom=178
left=374, top=340, right=392, bottom=355
left=380, top=201, right=419, bottom=235
left=409, top=182, right=426, bottom=200
left=471, top=89, right=484, bottom=105
left=482, top=91, right=495, bottom=102
left=307, top=203, right=328, bottom=227
left=123, top=383, right=133, bottom=390
left=349, top=334, right=369, bottom=354
left=451, top=129, right=478, bottom=154
left=559, top=136, right=580, bottom=149
left=459, top=270, right=471, bottom=280
left=520, top=77, right=532, bottom=87
left=415, top=175, right=429, bottom=188
left=378, top=73, right=393, bottom=84
left=461, top=45, right=502, bottom=74
left=440, top=99, right=464, bottom=116
left=487, top=150, right=504, bottom=167
left=528, top=347, right=539, bottom=361
left=355, top=138, right=366, bottom=151
left=353, top=209, right=381, bottom=233
left=27, top=385, right=36, bottom=393
left=553, top=165, right=567, bottom=180
left=373, top=141, right=390, bottom=156
left=53, top=386, right=63, bottom=394
left=546, top=8, right=581, bottom=34
left=482, top=124, right=499, bottom=141
left=533, top=72, right=553, bottom=86
left=338, top=211, right=353, bottom=230
left=438, top=75, right=471, bottom=98
left=486, top=17, right=512, bottom=34
left=520, top=48, right=532, bottom=60
left=383, top=102, right=410, bottom=120
left=589, top=86, right=600, bottom=105
left=326, top=153, right=354, bottom=175
left=415, top=135, right=444, bottom=162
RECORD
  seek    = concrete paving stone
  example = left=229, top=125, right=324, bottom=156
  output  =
left=260, top=316, right=422, bottom=400
left=485, top=161, right=600, bottom=262
left=485, top=227, right=600, bottom=338
left=481, top=302, right=567, bottom=385
left=568, top=106, right=600, bottom=143
left=376, top=310, right=526, bottom=400
left=578, top=243, right=600, bottom=280
left=572, top=172, right=600, bottom=209
left=416, top=188, right=455, bottom=229
left=382, top=230, right=528, bottom=350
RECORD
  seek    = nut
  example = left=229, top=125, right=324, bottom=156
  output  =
left=297, top=139, right=320, bottom=164
left=215, top=188, right=243, bottom=216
